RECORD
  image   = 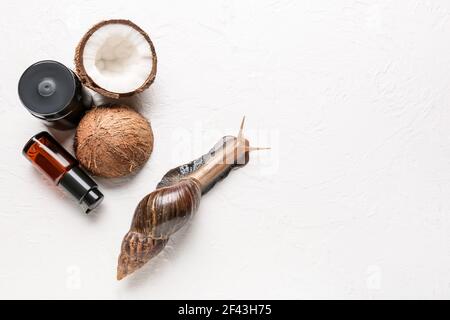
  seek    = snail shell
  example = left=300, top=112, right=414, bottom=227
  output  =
left=117, top=179, right=201, bottom=280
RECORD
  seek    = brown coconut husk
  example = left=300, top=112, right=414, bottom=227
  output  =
left=74, top=105, right=154, bottom=178
left=75, top=19, right=157, bottom=99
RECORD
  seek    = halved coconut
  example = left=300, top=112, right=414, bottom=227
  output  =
left=75, top=20, right=157, bottom=99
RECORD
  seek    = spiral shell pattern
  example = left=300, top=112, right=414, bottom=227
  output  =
left=117, top=179, right=202, bottom=280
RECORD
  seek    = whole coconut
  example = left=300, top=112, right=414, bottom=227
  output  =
left=75, top=105, right=154, bottom=178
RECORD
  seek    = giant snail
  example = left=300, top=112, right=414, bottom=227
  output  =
left=117, top=118, right=269, bottom=280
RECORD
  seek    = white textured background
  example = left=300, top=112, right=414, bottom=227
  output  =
left=1, top=0, right=450, bottom=299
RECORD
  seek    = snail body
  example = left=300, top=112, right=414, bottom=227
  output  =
left=117, top=118, right=267, bottom=280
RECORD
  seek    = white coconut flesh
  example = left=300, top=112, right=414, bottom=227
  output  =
left=82, top=23, right=154, bottom=94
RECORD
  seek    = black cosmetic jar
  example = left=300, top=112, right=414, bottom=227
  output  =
left=18, top=60, right=92, bottom=130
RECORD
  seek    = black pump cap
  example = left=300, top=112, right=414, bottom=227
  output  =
left=59, top=167, right=104, bottom=214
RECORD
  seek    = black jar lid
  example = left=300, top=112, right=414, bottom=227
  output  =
left=18, top=60, right=79, bottom=121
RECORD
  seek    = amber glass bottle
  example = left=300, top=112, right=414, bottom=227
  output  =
left=23, top=132, right=103, bottom=213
